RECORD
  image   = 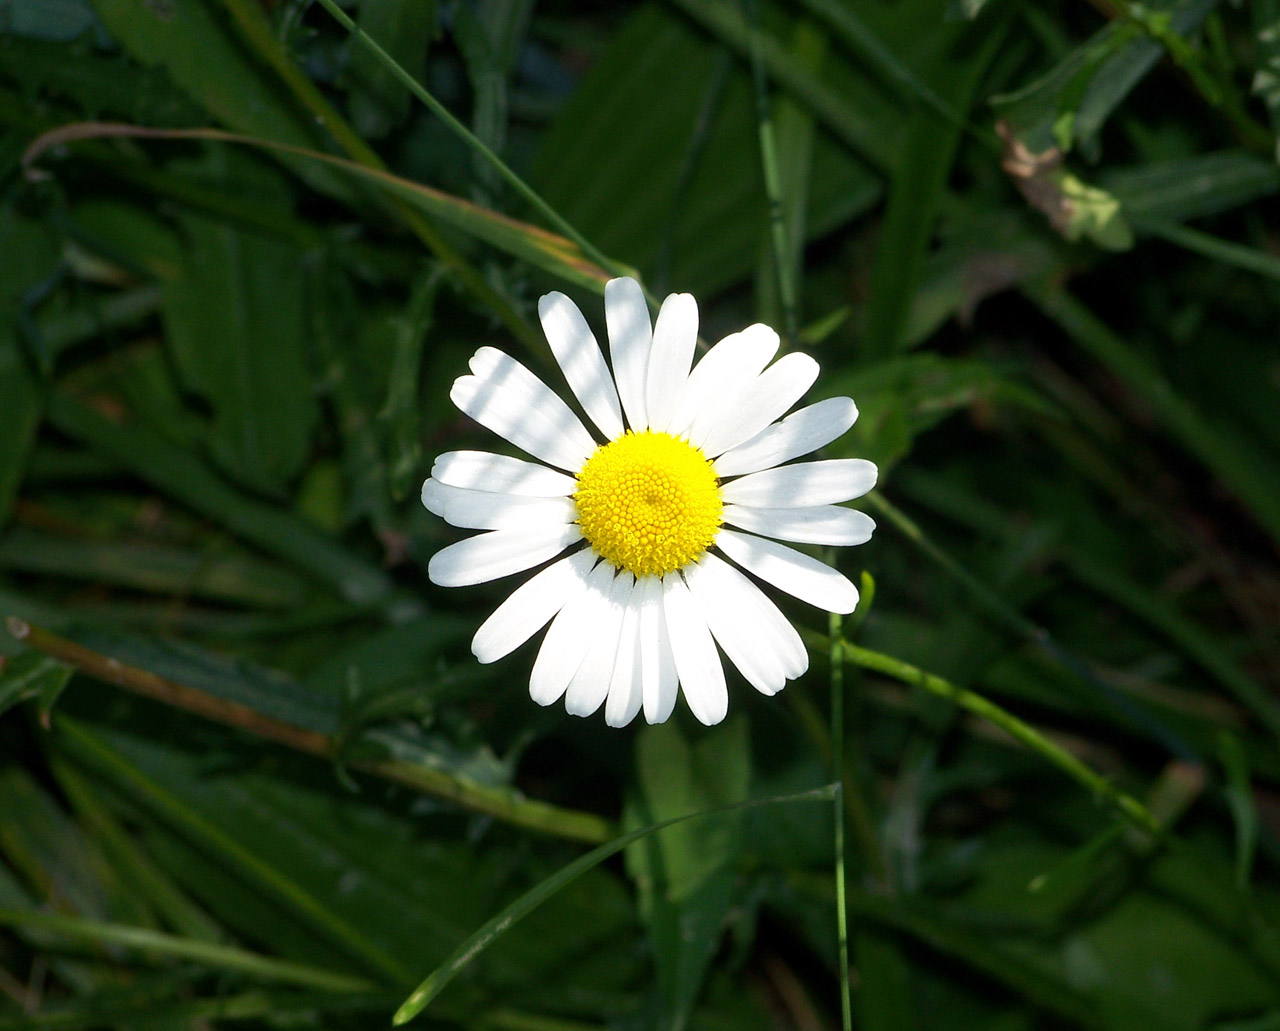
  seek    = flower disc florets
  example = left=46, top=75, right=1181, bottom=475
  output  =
left=574, top=430, right=722, bottom=578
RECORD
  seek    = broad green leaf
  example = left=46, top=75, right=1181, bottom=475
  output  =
left=160, top=151, right=318, bottom=496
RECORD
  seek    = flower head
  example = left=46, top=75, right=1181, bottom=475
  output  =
left=422, top=278, right=877, bottom=727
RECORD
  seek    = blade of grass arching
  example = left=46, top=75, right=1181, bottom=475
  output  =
left=43, top=393, right=391, bottom=606
left=392, top=784, right=837, bottom=1024
left=1132, top=218, right=1280, bottom=283
left=1218, top=732, right=1259, bottom=889
left=0, top=909, right=376, bottom=993
left=48, top=758, right=225, bottom=944
left=1025, top=281, right=1280, bottom=547
left=665, top=0, right=898, bottom=173
left=7, top=619, right=612, bottom=845
left=380, top=267, right=441, bottom=502
left=24, top=123, right=617, bottom=299
left=311, top=0, right=628, bottom=291
left=864, top=491, right=1196, bottom=759
left=861, top=20, right=1006, bottom=356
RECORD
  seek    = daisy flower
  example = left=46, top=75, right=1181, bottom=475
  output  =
left=422, top=278, right=877, bottom=727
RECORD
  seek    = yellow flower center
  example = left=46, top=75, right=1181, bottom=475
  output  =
left=574, top=431, right=722, bottom=578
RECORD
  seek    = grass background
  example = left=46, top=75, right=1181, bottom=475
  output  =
left=3, top=0, right=1280, bottom=1028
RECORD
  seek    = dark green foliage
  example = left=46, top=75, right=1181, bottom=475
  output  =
left=2, top=0, right=1280, bottom=1029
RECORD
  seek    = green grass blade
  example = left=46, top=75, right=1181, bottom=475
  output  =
left=829, top=612, right=853, bottom=1031
left=392, top=784, right=837, bottom=1023
left=0, top=909, right=376, bottom=993
left=1135, top=217, right=1280, bottom=282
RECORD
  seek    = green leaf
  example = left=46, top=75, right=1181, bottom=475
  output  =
left=1218, top=731, right=1258, bottom=889
left=160, top=151, right=318, bottom=496
left=348, top=0, right=437, bottom=139
left=0, top=650, right=74, bottom=722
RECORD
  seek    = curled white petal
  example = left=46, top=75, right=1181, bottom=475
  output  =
left=605, top=278, right=651, bottom=431
left=430, top=451, right=576, bottom=497
left=529, top=558, right=614, bottom=707
left=716, top=528, right=859, bottom=614
left=538, top=291, right=625, bottom=441
left=471, top=549, right=595, bottom=663
left=662, top=574, right=728, bottom=726
left=423, top=480, right=577, bottom=531
left=720, top=459, right=878, bottom=508
left=645, top=292, right=698, bottom=433
left=722, top=504, right=875, bottom=546
left=451, top=348, right=595, bottom=472
left=427, top=524, right=582, bottom=587
left=564, top=570, right=633, bottom=717
left=697, top=353, right=820, bottom=457
left=714, top=397, right=859, bottom=477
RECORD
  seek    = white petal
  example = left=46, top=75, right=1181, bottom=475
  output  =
left=605, top=278, right=651, bottom=431
left=604, top=595, right=644, bottom=728
left=529, top=557, right=614, bottom=707
left=671, top=324, right=780, bottom=443
left=687, top=553, right=807, bottom=682
left=538, top=291, right=625, bottom=441
left=662, top=574, right=728, bottom=726
left=716, top=528, right=859, bottom=613
left=684, top=556, right=787, bottom=696
left=720, top=459, right=878, bottom=508
left=722, top=504, right=876, bottom=546
left=471, top=549, right=595, bottom=663
left=430, top=451, right=576, bottom=497
left=423, top=480, right=578, bottom=530
left=644, top=292, right=698, bottom=433
left=565, top=570, right=633, bottom=717
left=451, top=348, right=596, bottom=472
left=697, top=352, right=820, bottom=457
left=714, top=397, right=859, bottom=477
left=427, top=524, right=582, bottom=587
left=639, top=576, right=679, bottom=724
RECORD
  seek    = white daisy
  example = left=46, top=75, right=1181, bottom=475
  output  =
left=422, top=278, right=877, bottom=727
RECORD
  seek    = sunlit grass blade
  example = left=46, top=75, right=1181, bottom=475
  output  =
left=392, top=784, right=837, bottom=1024
left=0, top=909, right=376, bottom=993
left=23, top=123, right=618, bottom=295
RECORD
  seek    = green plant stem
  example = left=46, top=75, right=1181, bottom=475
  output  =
left=0, top=909, right=375, bottom=993
left=7, top=618, right=613, bottom=846
left=828, top=613, right=853, bottom=1031
left=312, top=0, right=629, bottom=290
left=840, top=640, right=1162, bottom=836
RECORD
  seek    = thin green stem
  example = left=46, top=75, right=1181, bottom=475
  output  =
left=829, top=613, right=853, bottom=1031
left=312, top=0, right=630, bottom=289
left=841, top=642, right=1162, bottom=836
